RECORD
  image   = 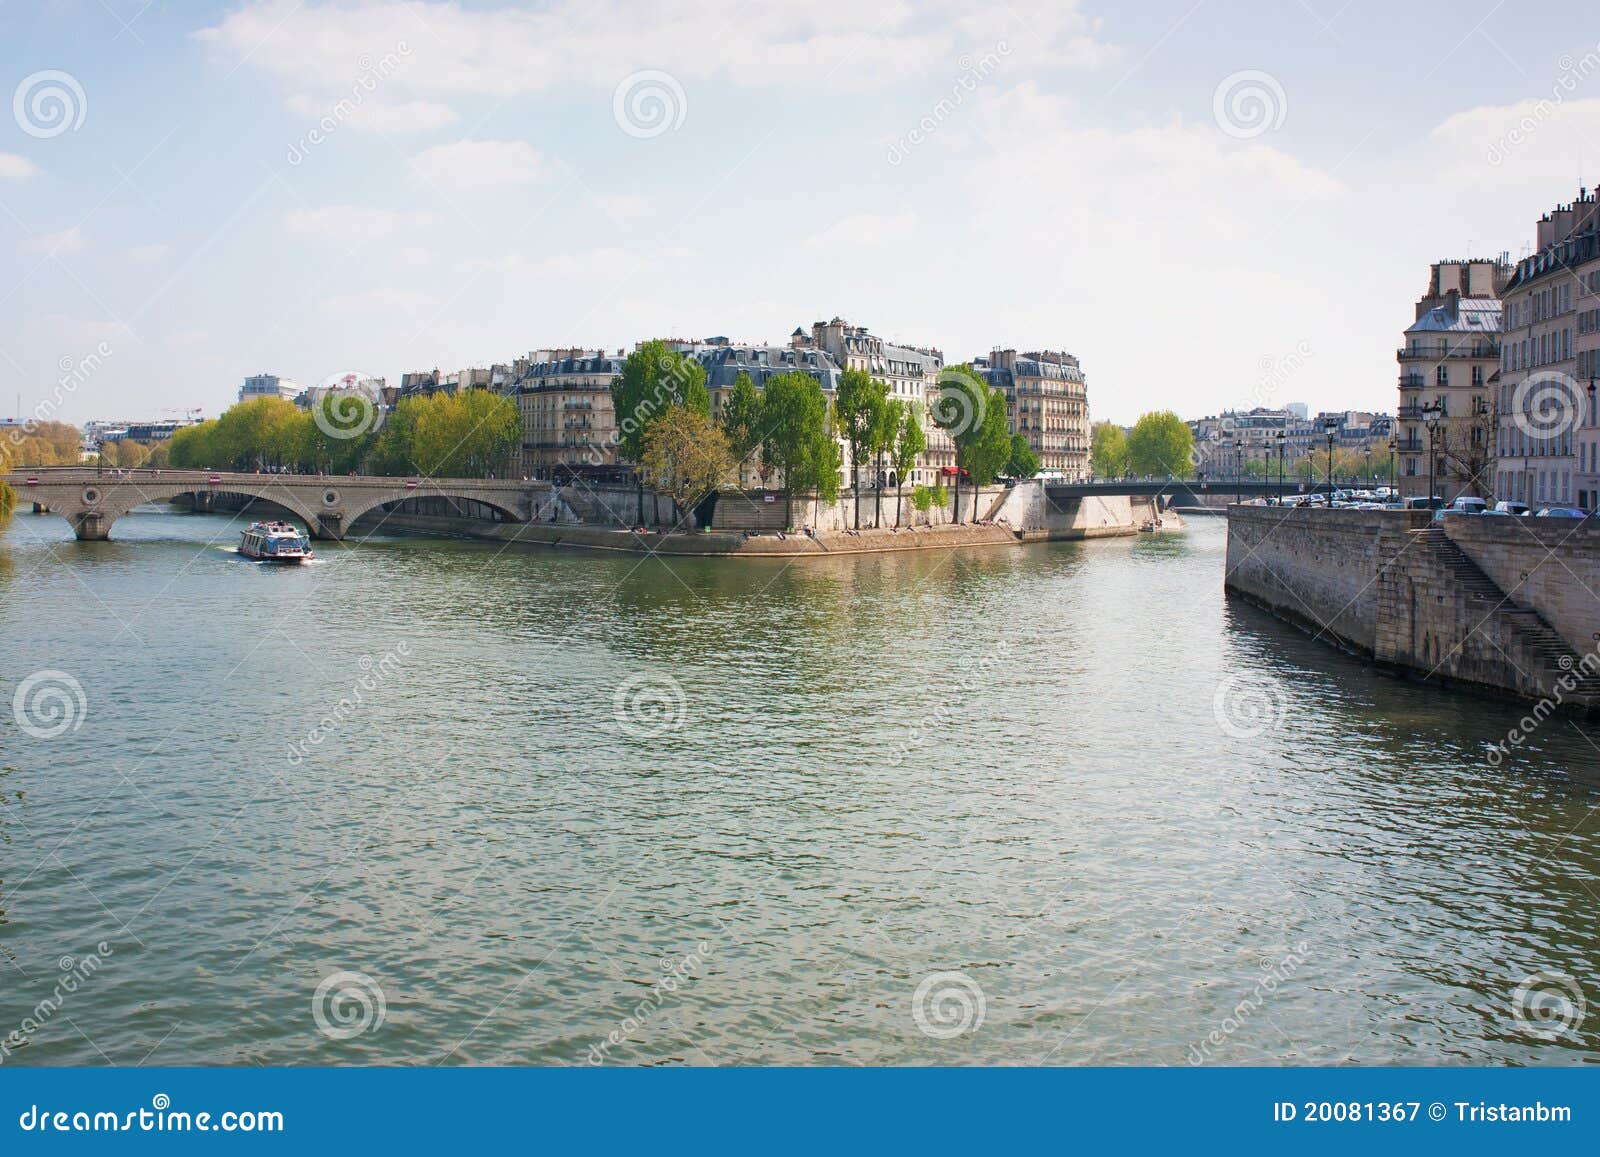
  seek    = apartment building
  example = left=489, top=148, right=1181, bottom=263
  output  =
left=512, top=349, right=626, bottom=478
left=1496, top=188, right=1598, bottom=507
left=1395, top=258, right=1509, bottom=501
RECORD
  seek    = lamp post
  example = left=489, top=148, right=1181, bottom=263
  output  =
left=1588, top=376, right=1597, bottom=513
left=1388, top=437, right=1396, bottom=494
left=1423, top=403, right=1443, bottom=511
left=1276, top=430, right=1286, bottom=504
left=1323, top=417, right=1338, bottom=504
left=1234, top=436, right=1243, bottom=505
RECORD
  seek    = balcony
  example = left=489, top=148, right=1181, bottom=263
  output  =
left=1397, top=343, right=1500, bottom=361
left=1398, top=373, right=1426, bottom=389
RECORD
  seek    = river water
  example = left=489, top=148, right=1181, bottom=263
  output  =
left=1, top=506, right=1598, bottom=1066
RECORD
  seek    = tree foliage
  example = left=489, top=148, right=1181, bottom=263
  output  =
left=639, top=405, right=734, bottom=523
left=4, top=421, right=83, bottom=466
left=1005, top=434, right=1040, bottom=479
left=887, top=399, right=925, bottom=528
left=610, top=340, right=711, bottom=465
left=1126, top=411, right=1193, bottom=478
left=759, top=371, right=840, bottom=525
left=834, top=368, right=889, bottom=529
left=719, top=371, right=765, bottom=473
left=1089, top=421, right=1130, bottom=478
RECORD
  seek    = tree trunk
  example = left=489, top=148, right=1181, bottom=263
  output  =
left=952, top=470, right=961, bottom=524
left=973, top=480, right=980, bottom=523
left=874, top=465, right=882, bottom=528
left=636, top=478, right=644, bottom=525
left=895, top=482, right=903, bottom=528
left=853, top=459, right=860, bottom=530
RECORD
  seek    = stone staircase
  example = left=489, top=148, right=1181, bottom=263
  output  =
left=1413, top=527, right=1600, bottom=699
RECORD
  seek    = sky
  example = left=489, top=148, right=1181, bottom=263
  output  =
left=2, top=0, right=1600, bottom=427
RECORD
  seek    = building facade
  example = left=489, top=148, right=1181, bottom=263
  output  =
left=1575, top=236, right=1600, bottom=510
left=978, top=349, right=1090, bottom=478
left=1395, top=259, right=1509, bottom=501
left=512, top=350, right=626, bottom=478
left=699, top=339, right=843, bottom=487
left=1496, top=188, right=1598, bottom=508
left=798, top=318, right=946, bottom=488
left=239, top=373, right=301, bottom=404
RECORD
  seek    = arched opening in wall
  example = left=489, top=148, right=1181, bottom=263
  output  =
left=354, top=495, right=518, bottom=532
left=166, top=492, right=314, bottom=537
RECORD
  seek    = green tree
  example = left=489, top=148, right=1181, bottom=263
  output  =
left=964, top=388, right=1012, bottom=522
left=833, top=368, right=888, bottom=529
left=934, top=367, right=1011, bottom=523
left=1126, top=411, right=1194, bottom=479
left=887, top=399, right=925, bottom=528
left=1004, top=434, right=1040, bottom=479
left=611, top=340, right=711, bottom=520
left=719, top=371, right=765, bottom=480
left=167, top=421, right=218, bottom=468
left=639, top=405, right=734, bottom=527
left=1089, top=421, right=1129, bottom=479
left=760, top=371, right=840, bottom=529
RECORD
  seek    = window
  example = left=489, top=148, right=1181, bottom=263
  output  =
left=1472, top=365, right=1484, bottom=386
left=1436, top=365, right=1449, bottom=386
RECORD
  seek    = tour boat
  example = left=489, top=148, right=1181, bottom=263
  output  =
left=238, top=521, right=313, bottom=563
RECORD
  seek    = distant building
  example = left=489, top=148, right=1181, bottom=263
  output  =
left=698, top=338, right=843, bottom=487
left=1497, top=187, right=1598, bottom=508
left=978, top=349, right=1090, bottom=479
left=239, top=373, right=302, bottom=404
left=1395, top=259, right=1509, bottom=501
left=1575, top=225, right=1600, bottom=510
left=512, top=349, right=627, bottom=478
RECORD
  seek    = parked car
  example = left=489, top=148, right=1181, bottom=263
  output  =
left=1402, top=496, right=1443, bottom=511
left=1535, top=507, right=1588, bottom=518
left=1492, top=500, right=1531, bottom=516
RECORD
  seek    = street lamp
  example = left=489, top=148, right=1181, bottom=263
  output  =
left=1276, top=429, right=1286, bottom=504
left=1387, top=437, right=1396, bottom=493
left=1422, top=403, right=1443, bottom=511
left=1323, top=417, right=1338, bottom=504
left=1234, top=436, right=1243, bottom=505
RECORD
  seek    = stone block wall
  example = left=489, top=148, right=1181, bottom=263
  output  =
left=1442, top=516, right=1600, bottom=655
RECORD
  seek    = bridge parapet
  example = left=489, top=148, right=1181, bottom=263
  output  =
left=1, top=468, right=542, bottom=541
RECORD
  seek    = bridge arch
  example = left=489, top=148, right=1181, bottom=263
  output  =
left=31, top=478, right=325, bottom=541
left=332, top=487, right=527, bottom=538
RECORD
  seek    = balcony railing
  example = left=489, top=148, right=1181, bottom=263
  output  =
left=1398, top=373, right=1426, bottom=389
left=1397, top=344, right=1500, bottom=360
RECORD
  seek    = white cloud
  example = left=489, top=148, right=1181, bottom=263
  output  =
left=408, top=140, right=540, bottom=197
left=196, top=0, right=1112, bottom=95
left=0, top=153, right=40, bottom=181
left=806, top=212, right=918, bottom=247
left=391, top=246, right=435, bottom=269
left=321, top=286, right=432, bottom=313
left=1427, top=97, right=1600, bottom=186
left=286, top=205, right=439, bottom=244
left=24, top=227, right=85, bottom=255
left=285, top=94, right=458, bottom=132
left=128, top=243, right=168, bottom=263
left=597, top=194, right=652, bottom=221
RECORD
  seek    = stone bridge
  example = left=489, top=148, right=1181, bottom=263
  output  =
left=2, top=468, right=540, bottom=541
